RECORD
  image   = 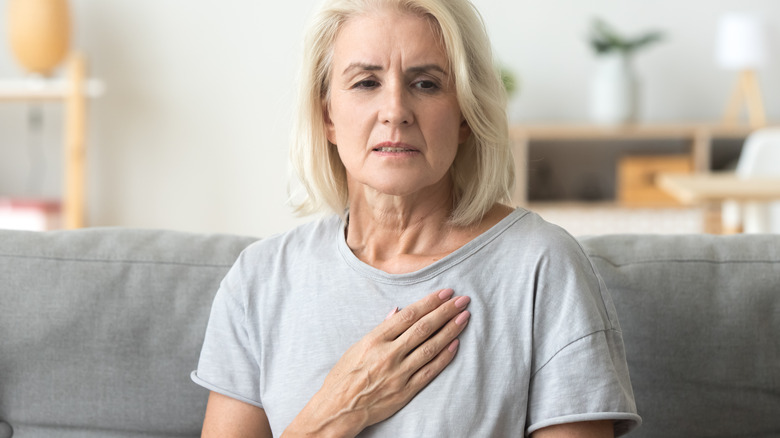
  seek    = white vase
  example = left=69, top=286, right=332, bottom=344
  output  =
left=590, top=52, right=638, bottom=125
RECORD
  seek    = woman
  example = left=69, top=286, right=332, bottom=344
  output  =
left=192, top=0, right=641, bottom=436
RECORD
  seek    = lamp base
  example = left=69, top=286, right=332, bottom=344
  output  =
left=722, top=70, right=766, bottom=129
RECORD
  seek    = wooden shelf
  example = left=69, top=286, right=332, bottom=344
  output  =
left=0, top=77, right=104, bottom=101
left=509, top=122, right=759, bottom=205
left=0, top=53, right=104, bottom=229
left=510, top=123, right=754, bottom=140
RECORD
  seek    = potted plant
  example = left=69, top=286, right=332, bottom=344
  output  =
left=500, top=65, right=519, bottom=98
left=588, top=18, right=663, bottom=124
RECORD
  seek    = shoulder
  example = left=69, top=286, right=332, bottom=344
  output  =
left=465, top=208, right=595, bottom=292
left=498, top=208, right=615, bottom=322
left=222, top=215, right=342, bottom=290
left=239, top=215, right=342, bottom=263
left=499, top=208, right=587, bottom=260
left=513, top=209, right=622, bottom=334
left=509, top=208, right=602, bottom=286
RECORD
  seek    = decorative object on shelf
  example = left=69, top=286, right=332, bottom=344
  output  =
left=716, top=12, right=768, bottom=129
left=0, top=198, right=61, bottom=230
left=588, top=18, right=663, bottom=125
left=7, top=0, right=71, bottom=76
left=499, top=64, right=522, bottom=121
left=500, top=65, right=519, bottom=98
left=618, top=154, right=691, bottom=207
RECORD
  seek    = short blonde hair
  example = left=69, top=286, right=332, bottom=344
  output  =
left=290, top=0, right=514, bottom=226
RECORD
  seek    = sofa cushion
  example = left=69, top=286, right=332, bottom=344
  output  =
left=0, top=228, right=258, bottom=437
left=580, top=234, right=780, bottom=438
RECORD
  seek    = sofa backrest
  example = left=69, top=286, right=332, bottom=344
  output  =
left=0, top=228, right=258, bottom=437
left=2, top=229, right=778, bottom=437
left=580, top=234, right=780, bottom=437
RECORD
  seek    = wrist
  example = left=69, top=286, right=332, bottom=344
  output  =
left=283, top=398, right=365, bottom=438
left=282, top=421, right=357, bottom=438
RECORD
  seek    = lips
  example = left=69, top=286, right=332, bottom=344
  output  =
left=372, top=142, right=418, bottom=153
left=375, top=146, right=415, bottom=152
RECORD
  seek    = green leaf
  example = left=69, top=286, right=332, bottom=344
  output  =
left=588, top=18, right=664, bottom=54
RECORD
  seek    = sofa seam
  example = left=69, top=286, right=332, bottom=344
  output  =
left=587, top=255, right=780, bottom=268
left=4, top=420, right=198, bottom=437
left=0, top=253, right=235, bottom=269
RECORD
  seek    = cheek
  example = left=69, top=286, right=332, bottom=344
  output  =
left=430, top=109, right=466, bottom=147
left=327, top=99, right=371, bottom=144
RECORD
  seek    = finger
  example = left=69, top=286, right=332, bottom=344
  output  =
left=405, top=337, right=461, bottom=396
left=394, top=295, right=470, bottom=354
left=402, top=309, right=470, bottom=372
left=378, top=288, right=455, bottom=340
left=384, top=306, right=399, bottom=321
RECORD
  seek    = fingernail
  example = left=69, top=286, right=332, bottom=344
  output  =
left=385, top=306, right=398, bottom=320
left=454, top=296, right=470, bottom=308
left=438, top=288, right=454, bottom=300
left=455, top=310, right=470, bottom=326
left=448, top=339, right=460, bottom=353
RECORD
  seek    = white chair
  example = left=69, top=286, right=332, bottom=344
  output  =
left=722, top=127, right=780, bottom=233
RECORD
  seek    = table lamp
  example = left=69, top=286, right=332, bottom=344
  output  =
left=716, top=12, right=768, bottom=128
left=7, top=0, right=71, bottom=76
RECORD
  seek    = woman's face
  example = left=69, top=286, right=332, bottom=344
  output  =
left=325, top=9, right=470, bottom=199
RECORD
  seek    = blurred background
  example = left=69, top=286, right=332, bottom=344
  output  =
left=0, top=0, right=778, bottom=236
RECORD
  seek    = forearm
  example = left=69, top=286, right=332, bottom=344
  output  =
left=532, top=420, right=614, bottom=438
left=282, top=402, right=364, bottom=438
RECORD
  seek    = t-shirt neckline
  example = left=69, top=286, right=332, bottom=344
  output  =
left=335, top=207, right=529, bottom=285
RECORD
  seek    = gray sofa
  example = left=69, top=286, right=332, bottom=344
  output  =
left=0, top=228, right=778, bottom=437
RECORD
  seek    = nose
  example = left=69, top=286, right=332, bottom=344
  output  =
left=379, top=82, right=413, bottom=126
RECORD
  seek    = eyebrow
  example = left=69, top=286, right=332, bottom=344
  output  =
left=341, top=62, right=447, bottom=76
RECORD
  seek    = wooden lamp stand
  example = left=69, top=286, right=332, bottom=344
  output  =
left=722, top=69, right=766, bottom=129
left=64, top=52, right=87, bottom=229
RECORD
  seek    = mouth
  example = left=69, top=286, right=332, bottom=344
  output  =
left=372, top=142, right=419, bottom=153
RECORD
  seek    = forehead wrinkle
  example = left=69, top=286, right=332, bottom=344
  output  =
left=333, top=10, right=450, bottom=75
left=342, top=62, right=382, bottom=76
left=341, top=62, right=448, bottom=77
left=407, top=64, right=447, bottom=76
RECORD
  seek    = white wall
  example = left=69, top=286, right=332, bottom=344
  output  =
left=1, top=0, right=778, bottom=236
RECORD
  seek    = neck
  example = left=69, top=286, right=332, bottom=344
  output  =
left=345, top=179, right=457, bottom=272
left=343, top=176, right=513, bottom=274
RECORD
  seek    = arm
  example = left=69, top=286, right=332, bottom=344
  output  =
left=202, top=391, right=272, bottom=437
left=532, top=420, right=614, bottom=438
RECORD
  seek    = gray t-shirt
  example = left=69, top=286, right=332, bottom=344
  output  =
left=192, top=208, right=641, bottom=436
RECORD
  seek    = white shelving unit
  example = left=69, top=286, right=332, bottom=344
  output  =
left=0, top=53, right=104, bottom=228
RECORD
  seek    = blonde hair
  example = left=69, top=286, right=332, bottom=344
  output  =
left=290, top=0, right=514, bottom=226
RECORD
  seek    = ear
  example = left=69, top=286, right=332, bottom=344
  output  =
left=323, top=100, right=337, bottom=144
left=458, top=116, right=471, bottom=144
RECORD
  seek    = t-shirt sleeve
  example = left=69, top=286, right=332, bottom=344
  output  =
left=191, top=258, right=263, bottom=408
left=525, top=230, right=641, bottom=436
left=526, top=330, right=640, bottom=435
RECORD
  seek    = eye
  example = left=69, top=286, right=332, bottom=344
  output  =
left=353, top=79, right=379, bottom=89
left=413, top=79, right=440, bottom=92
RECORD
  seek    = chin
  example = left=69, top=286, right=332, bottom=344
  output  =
left=370, top=178, right=449, bottom=198
left=372, top=185, right=421, bottom=197
left=349, top=170, right=451, bottom=199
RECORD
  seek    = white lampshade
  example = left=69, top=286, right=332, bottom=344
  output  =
left=716, top=12, right=768, bottom=70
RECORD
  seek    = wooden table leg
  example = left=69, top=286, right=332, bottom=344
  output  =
left=692, top=127, right=711, bottom=173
